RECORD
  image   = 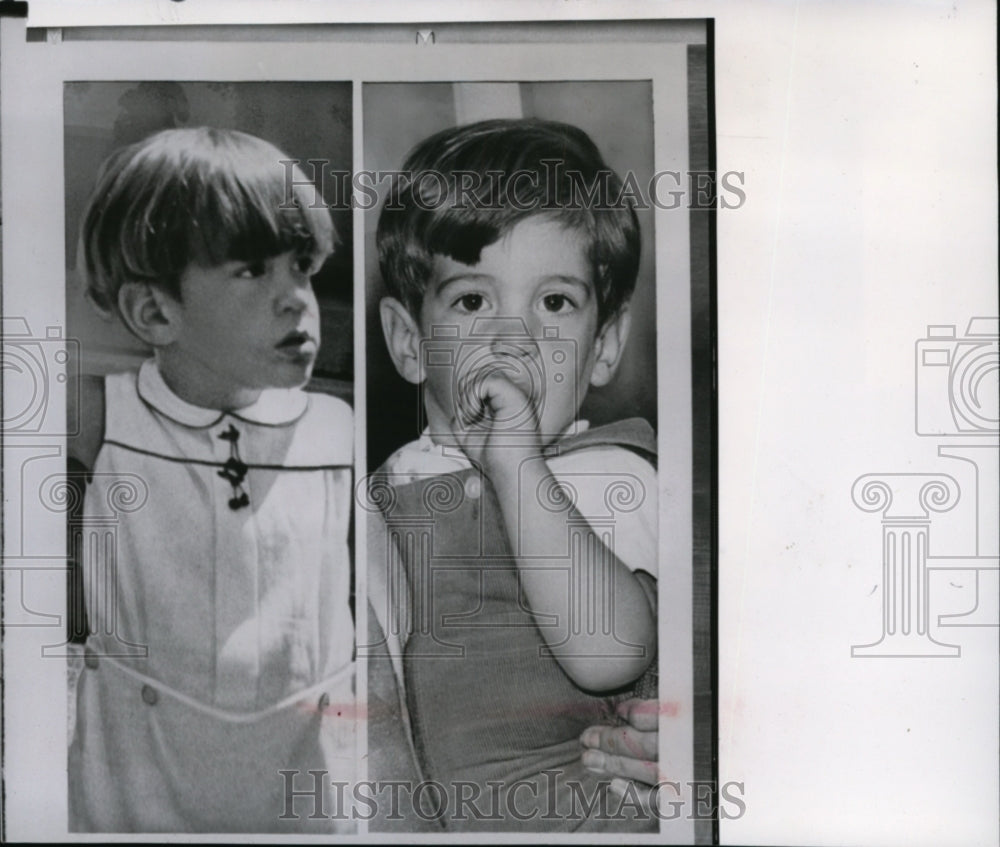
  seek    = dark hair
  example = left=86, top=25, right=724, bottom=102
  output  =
left=376, top=118, right=641, bottom=328
left=81, top=126, right=335, bottom=317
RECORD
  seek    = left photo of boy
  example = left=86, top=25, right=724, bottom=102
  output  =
left=61, top=81, right=356, bottom=834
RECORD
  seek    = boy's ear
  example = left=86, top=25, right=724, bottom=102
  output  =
left=380, top=297, right=424, bottom=385
left=589, top=306, right=632, bottom=388
left=117, top=281, right=181, bottom=347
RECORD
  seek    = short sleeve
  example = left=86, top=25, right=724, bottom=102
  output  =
left=547, top=446, right=658, bottom=578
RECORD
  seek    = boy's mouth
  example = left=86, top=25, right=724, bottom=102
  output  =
left=275, top=329, right=318, bottom=356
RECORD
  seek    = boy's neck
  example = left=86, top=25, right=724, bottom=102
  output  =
left=154, top=350, right=263, bottom=412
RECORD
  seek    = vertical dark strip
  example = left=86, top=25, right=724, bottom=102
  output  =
left=688, top=22, right=719, bottom=846
left=706, top=22, right=720, bottom=846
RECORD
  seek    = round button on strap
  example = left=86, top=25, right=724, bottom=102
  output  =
left=464, top=476, right=482, bottom=501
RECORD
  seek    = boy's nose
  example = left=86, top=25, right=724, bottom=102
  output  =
left=472, top=315, right=538, bottom=341
left=275, top=265, right=316, bottom=314
left=471, top=315, right=532, bottom=338
left=469, top=316, right=541, bottom=359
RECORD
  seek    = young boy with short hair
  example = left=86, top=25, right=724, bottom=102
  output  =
left=369, top=118, right=659, bottom=831
left=68, top=127, right=355, bottom=833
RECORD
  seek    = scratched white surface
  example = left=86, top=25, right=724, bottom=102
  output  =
left=714, top=3, right=998, bottom=846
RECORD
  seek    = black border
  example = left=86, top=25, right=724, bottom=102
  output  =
left=707, top=18, right=720, bottom=847
left=687, top=19, right=720, bottom=845
left=0, top=2, right=28, bottom=19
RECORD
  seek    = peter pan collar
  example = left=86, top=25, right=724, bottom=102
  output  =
left=136, top=358, right=309, bottom=428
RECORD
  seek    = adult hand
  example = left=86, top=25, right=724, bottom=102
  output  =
left=580, top=698, right=659, bottom=791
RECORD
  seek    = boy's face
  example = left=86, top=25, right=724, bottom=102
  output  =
left=163, top=251, right=322, bottom=407
left=413, top=216, right=624, bottom=444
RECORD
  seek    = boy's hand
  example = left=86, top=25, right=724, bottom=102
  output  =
left=450, top=359, right=542, bottom=472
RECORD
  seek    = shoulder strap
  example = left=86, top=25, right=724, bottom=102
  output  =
left=549, top=417, right=657, bottom=468
left=67, top=374, right=106, bottom=473
left=65, top=374, right=104, bottom=644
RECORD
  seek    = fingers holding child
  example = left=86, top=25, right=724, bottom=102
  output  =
left=580, top=697, right=660, bottom=786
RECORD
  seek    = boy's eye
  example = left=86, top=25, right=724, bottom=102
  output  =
left=294, top=254, right=319, bottom=275
left=453, top=293, right=486, bottom=313
left=541, top=293, right=574, bottom=313
left=235, top=260, right=269, bottom=279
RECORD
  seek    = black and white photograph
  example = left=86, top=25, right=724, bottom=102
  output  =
left=59, top=80, right=356, bottom=833
left=361, top=69, right=712, bottom=835
left=1, top=2, right=997, bottom=845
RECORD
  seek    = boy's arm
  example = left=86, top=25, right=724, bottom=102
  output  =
left=488, top=454, right=656, bottom=691
left=454, top=373, right=656, bottom=692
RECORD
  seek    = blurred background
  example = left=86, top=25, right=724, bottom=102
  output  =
left=63, top=80, right=353, bottom=403
left=364, top=80, right=659, bottom=468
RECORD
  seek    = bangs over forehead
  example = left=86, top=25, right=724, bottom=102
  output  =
left=83, top=127, right=334, bottom=315
left=376, top=118, right=640, bottom=326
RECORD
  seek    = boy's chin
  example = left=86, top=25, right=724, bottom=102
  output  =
left=423, top=420, right=570, bottom=449
left=270, top=359, right=316, bottom=388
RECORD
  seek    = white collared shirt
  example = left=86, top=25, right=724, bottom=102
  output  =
left=134, top=357, right=312, bottom=428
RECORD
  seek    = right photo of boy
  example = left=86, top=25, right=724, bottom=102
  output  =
left=363, top=81, right=676, bottom=833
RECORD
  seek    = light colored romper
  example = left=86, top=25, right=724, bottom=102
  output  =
left=69, top=360, right=355, bottom=833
